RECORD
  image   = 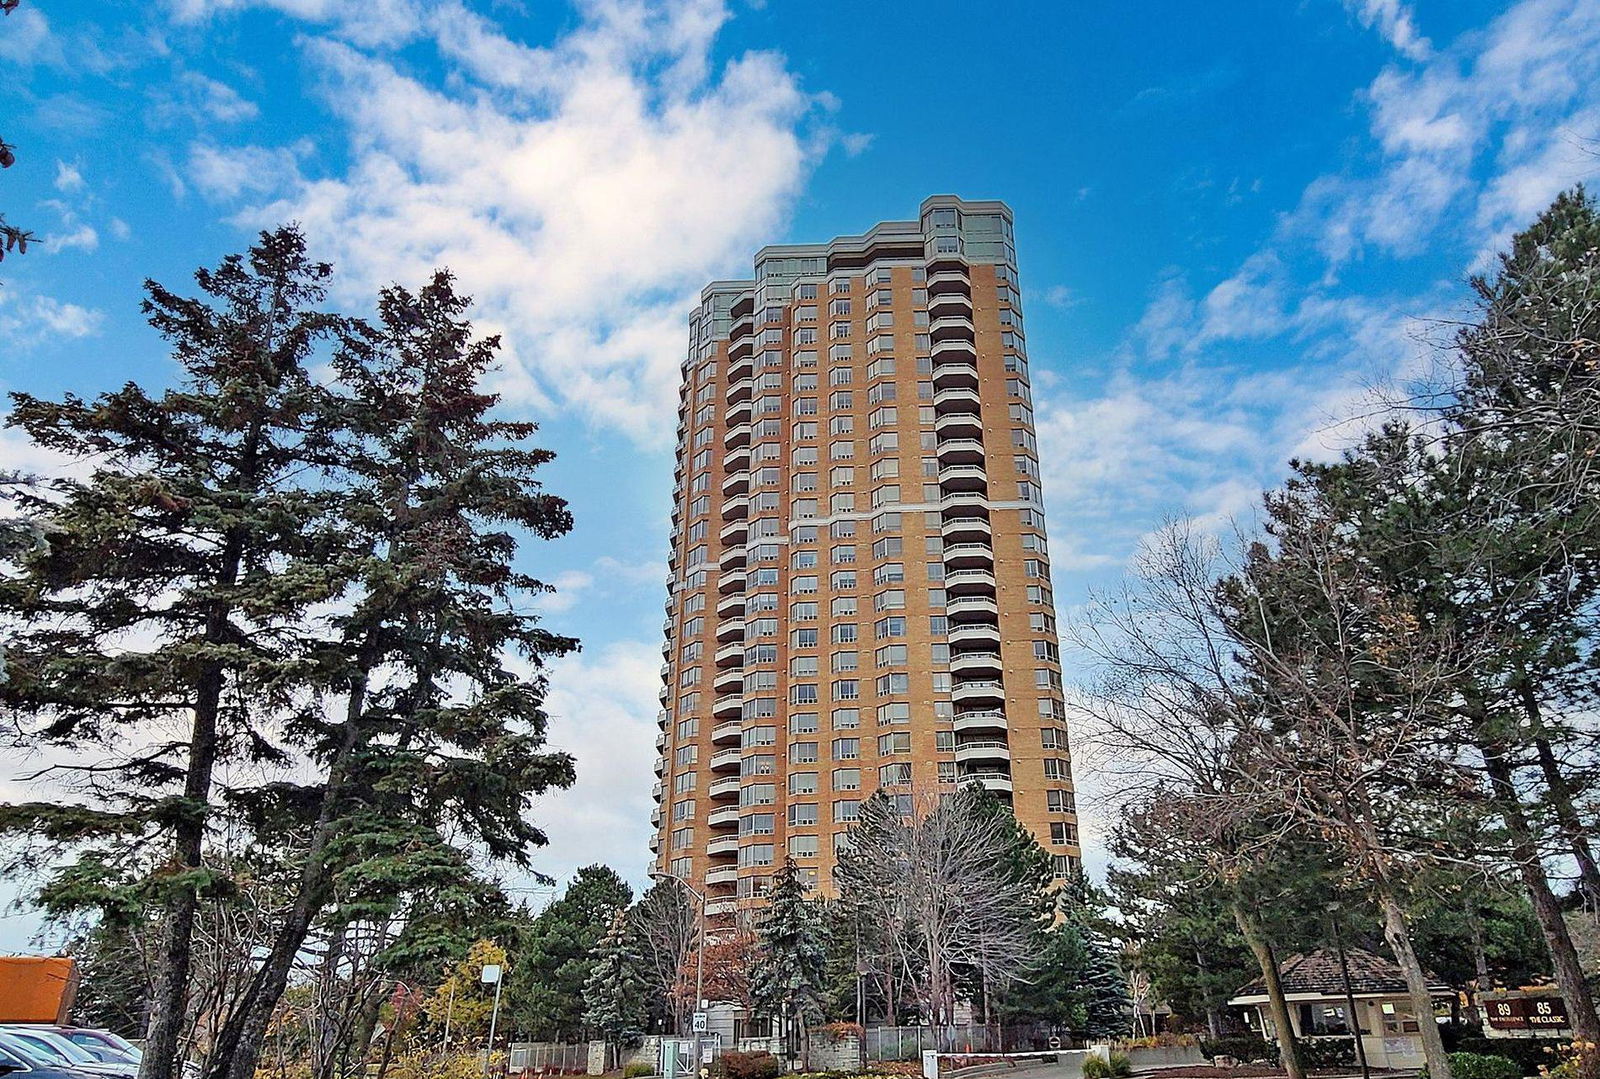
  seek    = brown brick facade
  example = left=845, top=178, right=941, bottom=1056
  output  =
left=652, top=197, right=1079, bottom=922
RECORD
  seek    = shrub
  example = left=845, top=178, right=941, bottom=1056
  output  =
left=624, top=1064, right=656, bottom=1078
left=715, top=1051, right=782, bottom=1079
left=1443, top=1052, right=1524, bottom=1079
left=1082, top=1057, right=1111, bottom=1079
left=1299, top=1039, right=1356, bottom=1069
left=1199, top=1036, right=1275, bottom=1064
left=1108, top=1052, right=1133, bottom=1078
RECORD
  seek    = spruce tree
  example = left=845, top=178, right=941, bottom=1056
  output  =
left=0, top=227, right=347, bottom=1079
left=584, top=911, right=648, bottom=1070
left=509, top=865, right=634, bottom=1039
left=751, top=857, right=826, bottom=1067
left=202, top=269, right=579, bottom=1079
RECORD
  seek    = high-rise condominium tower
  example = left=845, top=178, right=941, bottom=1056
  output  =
left=651, top=196, right=1079, bottom=924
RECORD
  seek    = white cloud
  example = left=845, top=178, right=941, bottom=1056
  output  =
left=52, top=161, right=84, bottom=193
left=524, top=639, right=662, bottom=889
left=184, top=0, right=822, bottom=448
left=0, top=8, right=65, bottom=69
left=0, top=292, right=105, bottom=346
left=1342, top=0, right=1432, bottom=61
left=187, top=141, right=308, bottom=200
left=154, top=70, right=262, bottom=125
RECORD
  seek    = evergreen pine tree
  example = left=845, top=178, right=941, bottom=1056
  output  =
left=202, top=269, right=578, bottom=1079
left=509, top=865, right=634, bottom=1039
left=1081, top=929, right=1133, bottom=1041
left=584, top=911, right=648, bottom=1070
left=0, top=227, right=348, bottom=1079
left=750, top=857, right=826, bottom=1067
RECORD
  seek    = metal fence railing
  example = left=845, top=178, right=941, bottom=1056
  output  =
left=507, top=1041, right=589, bottom=1074
left=862, top=1024, right=1065, bottom=1062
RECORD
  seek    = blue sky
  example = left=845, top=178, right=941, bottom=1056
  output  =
left=3, top=0, right=1599, bottom=950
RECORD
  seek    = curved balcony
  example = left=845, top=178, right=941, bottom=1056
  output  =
left=708, top=805, right=740, bottom=830
left=942, top=542, right=994, bottom=570
left=705, top=897, right=739, bottom=917
left=711, top=720, right=743, bottom=745
left=952, top=679, right=1005, bottom=706
left=655, top=729, right=667, bottom=752
left=722, top=445, right=752, bottom=472
left=720, top=519, right=749, bottom=546
left=948, top=621, right=1001, bottom=649
left=940, top=491, right=989, bottom=516
left=716, top=591, right=745, bottom=619
left=930, top=314, right=976, bottom=343
left=653, top=755, right=666, bottom=777
left=726, top=377, right=754, bottom=404
left=650, top=806, right=662, bottom=828
left=954, top=709, right=1008, bottom=735
left=718, top=570, right=747, bottom=596
left=947, top=594, right=1000, bottom=622
left=935, top=411, right=983, bottom=439
left=928, top=289, right=973, bottom=316
left=950, top=650, right=1002, bottom=677
left=709, top=774, right=741, bottom=800
left=936, top=437, right=985, bottom=464
left=712, top=693, right=743, bottom=718
left=648, top=834, right=660, bottom=853
left=933, top=386, right=981, bottom=413
left=707, top=834, right=739, bottom=858
left=727, top=352, right=754, bottom=381
left=706, top=865, right=738, bottom=887
left=932, top=361, right=980, bottom=391
left=723, top=422, right=752, bottom=449
left=931, top=337, right=978, bottom=365
left=941, top=514, right=991, bottom=543
left=652, top=781, right=664, bottom=801
left=712, top=667, right=742, bottom=694
left=657, top=707, right=670, bottom=729
left=722, top=470, right=750, bottom=498
left=710, top=747, right=743, bottom=772
left=658, top=683, right=670, bottom=704
left=945, top=568, right=998, bottom=596
left=926, top=268, right=971, bottom=295
left=721, top=495, right=749, bottom=522
left=724, top=398, right=753, bottom=426
left=939, top=464, right=988, bottom=492
left=718, top=545, right=747, bottom=572
left=715, top=617, right=745, bottom=643
left=715, top=641, right=743, bottom=668
left=964, top=770, right=1013, bottom=795
left=955, top=739, right=1012, bottom=765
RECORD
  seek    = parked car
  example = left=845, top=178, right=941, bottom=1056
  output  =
left=0, top=1035, right=100, bottom=1079
left=48, top=1033, right=137, bottom=1069
left=0, top=1031, right=133, bottom=1079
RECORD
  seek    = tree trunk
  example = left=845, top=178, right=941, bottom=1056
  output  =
left=1374, top=887, right=1451, bottom=1079
left=1480, top=740, right=1600, bottom=1069
left=1195, top=947, right=1222, bottom=1040
left=139, top=572, right=240, bottom=1079
left=1534, top=736, right=1600, bottom=916
left=1464, top=906, right=1488, bottom=1026
left=1519, top=678, right=1600, bottom=916
left=1233, top=903, right=1303, bottom=1079
left=205, top=672, right=372, bottom=1079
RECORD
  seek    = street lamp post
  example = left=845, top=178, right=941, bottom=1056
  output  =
left=1326, top=903, right=1372, bottom=1079
left=651, top=870, right=708, bottom=1033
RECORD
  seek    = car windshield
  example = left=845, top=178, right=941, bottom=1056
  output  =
left=0, top=1032, right=63, bottom=1066
left=80, top=1034, right=137, bottom=1059
left=31, top=1035, right=98, bottom=1067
